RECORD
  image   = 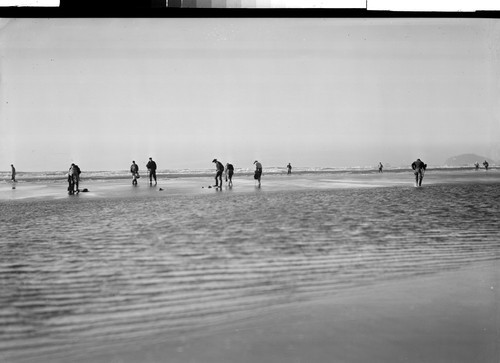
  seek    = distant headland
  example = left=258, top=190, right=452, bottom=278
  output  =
left=444, top=153, right=497, bottom=166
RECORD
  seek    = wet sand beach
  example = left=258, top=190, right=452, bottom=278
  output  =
left=1, top=169, right=499, bottom=363
left=78, top=260, right=499, bottom=363
left=1, top=168, right=498, bottom=201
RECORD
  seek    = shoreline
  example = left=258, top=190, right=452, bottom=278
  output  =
left=1, top=169, right=499, bottom=202
left=66, top=259, right=499, bottom=363
left=1, top=166, right=498, bottom=183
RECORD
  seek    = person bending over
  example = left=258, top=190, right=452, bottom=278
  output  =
left=254, top=160, right=262, bottom=187
left=212, top=159, right=224, bottom=187
left=226, top=163, right=234, bottom=187
left=411, top=158, right=427, bottom=187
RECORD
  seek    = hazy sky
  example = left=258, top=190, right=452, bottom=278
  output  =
left=1, top=18, right=499, bottom=171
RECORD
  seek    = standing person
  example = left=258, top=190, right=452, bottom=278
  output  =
left=225, top=162, right=234, bottom=187
left=10, top=164, right=16, bottom=183
left=475, top=162, right=480, bottom=170
left=378, top=162, right=383, bottom=173
left=73, top=164, right=81, bottom=193
left=212, top=159, right=224, bottom=188
left=67, top=163, right=81, bottom=194
left=146, top=157, right=157, bottom=185
left=130, top=161, right=139, bottom=186
left=254, top=160, right=262, bottom=187
left=483, top=160, right=489, bottom=170
left=67, top=165, right=74, bottom=195
left=70, top=163, right=81, bottom=194
left=411, top=158, right=427, bottom=187
left=287, top=163, right=292, bottom=175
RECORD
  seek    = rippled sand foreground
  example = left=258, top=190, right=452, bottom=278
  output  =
left=1, top=170, right=498, bottom=363
left=71, top=260, right=499, bottom=363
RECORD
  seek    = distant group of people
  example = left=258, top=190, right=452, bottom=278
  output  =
left=130, top=157, right=489, bottom=191
left=212, top=159, right=235, bottom=188
left=7, top=156, right=494, bottom=195
left=129, top=157, right=157, bottom=186
left=127, top=158, right=270, bottom=189
left=475, top=160, right=489, bottom=170
left=210, top=159, right=266, bottom=188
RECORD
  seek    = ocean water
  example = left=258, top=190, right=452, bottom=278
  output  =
left=1, top=182, right=499, bottom=362
left=1, top=165, right=497, bottom=184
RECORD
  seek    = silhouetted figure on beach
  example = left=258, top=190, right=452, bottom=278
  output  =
left=411, top=158, right=427, bottom=187
left=130, top=161, right=139, bottom=186
left=10, top=164, right=16, bottom=182
left=254, top=160, right=262, bottom=187
left=212, top=159, right=224, bottom=188
left=225, top=163, right=234, bottom=187
left=287, top=163, right=292, bottom=175
left=146, top=157, right=157, bottom=185
left=68, top=163, right=81, bottom=195
left=475, top=162, right=480, bottom=170
left=74, top=164, right=81, bottom=193
left=483, top=160, right=489, bottom=170
left=67, top=174, right=73, bottom=195
left=378, top=162, right=383, bottom=173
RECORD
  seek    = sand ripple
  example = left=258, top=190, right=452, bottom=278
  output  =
left=1, top=182, right=499, bottom=362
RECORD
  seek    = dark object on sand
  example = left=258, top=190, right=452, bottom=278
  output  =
left=81, top=188, right=89, bottom=192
